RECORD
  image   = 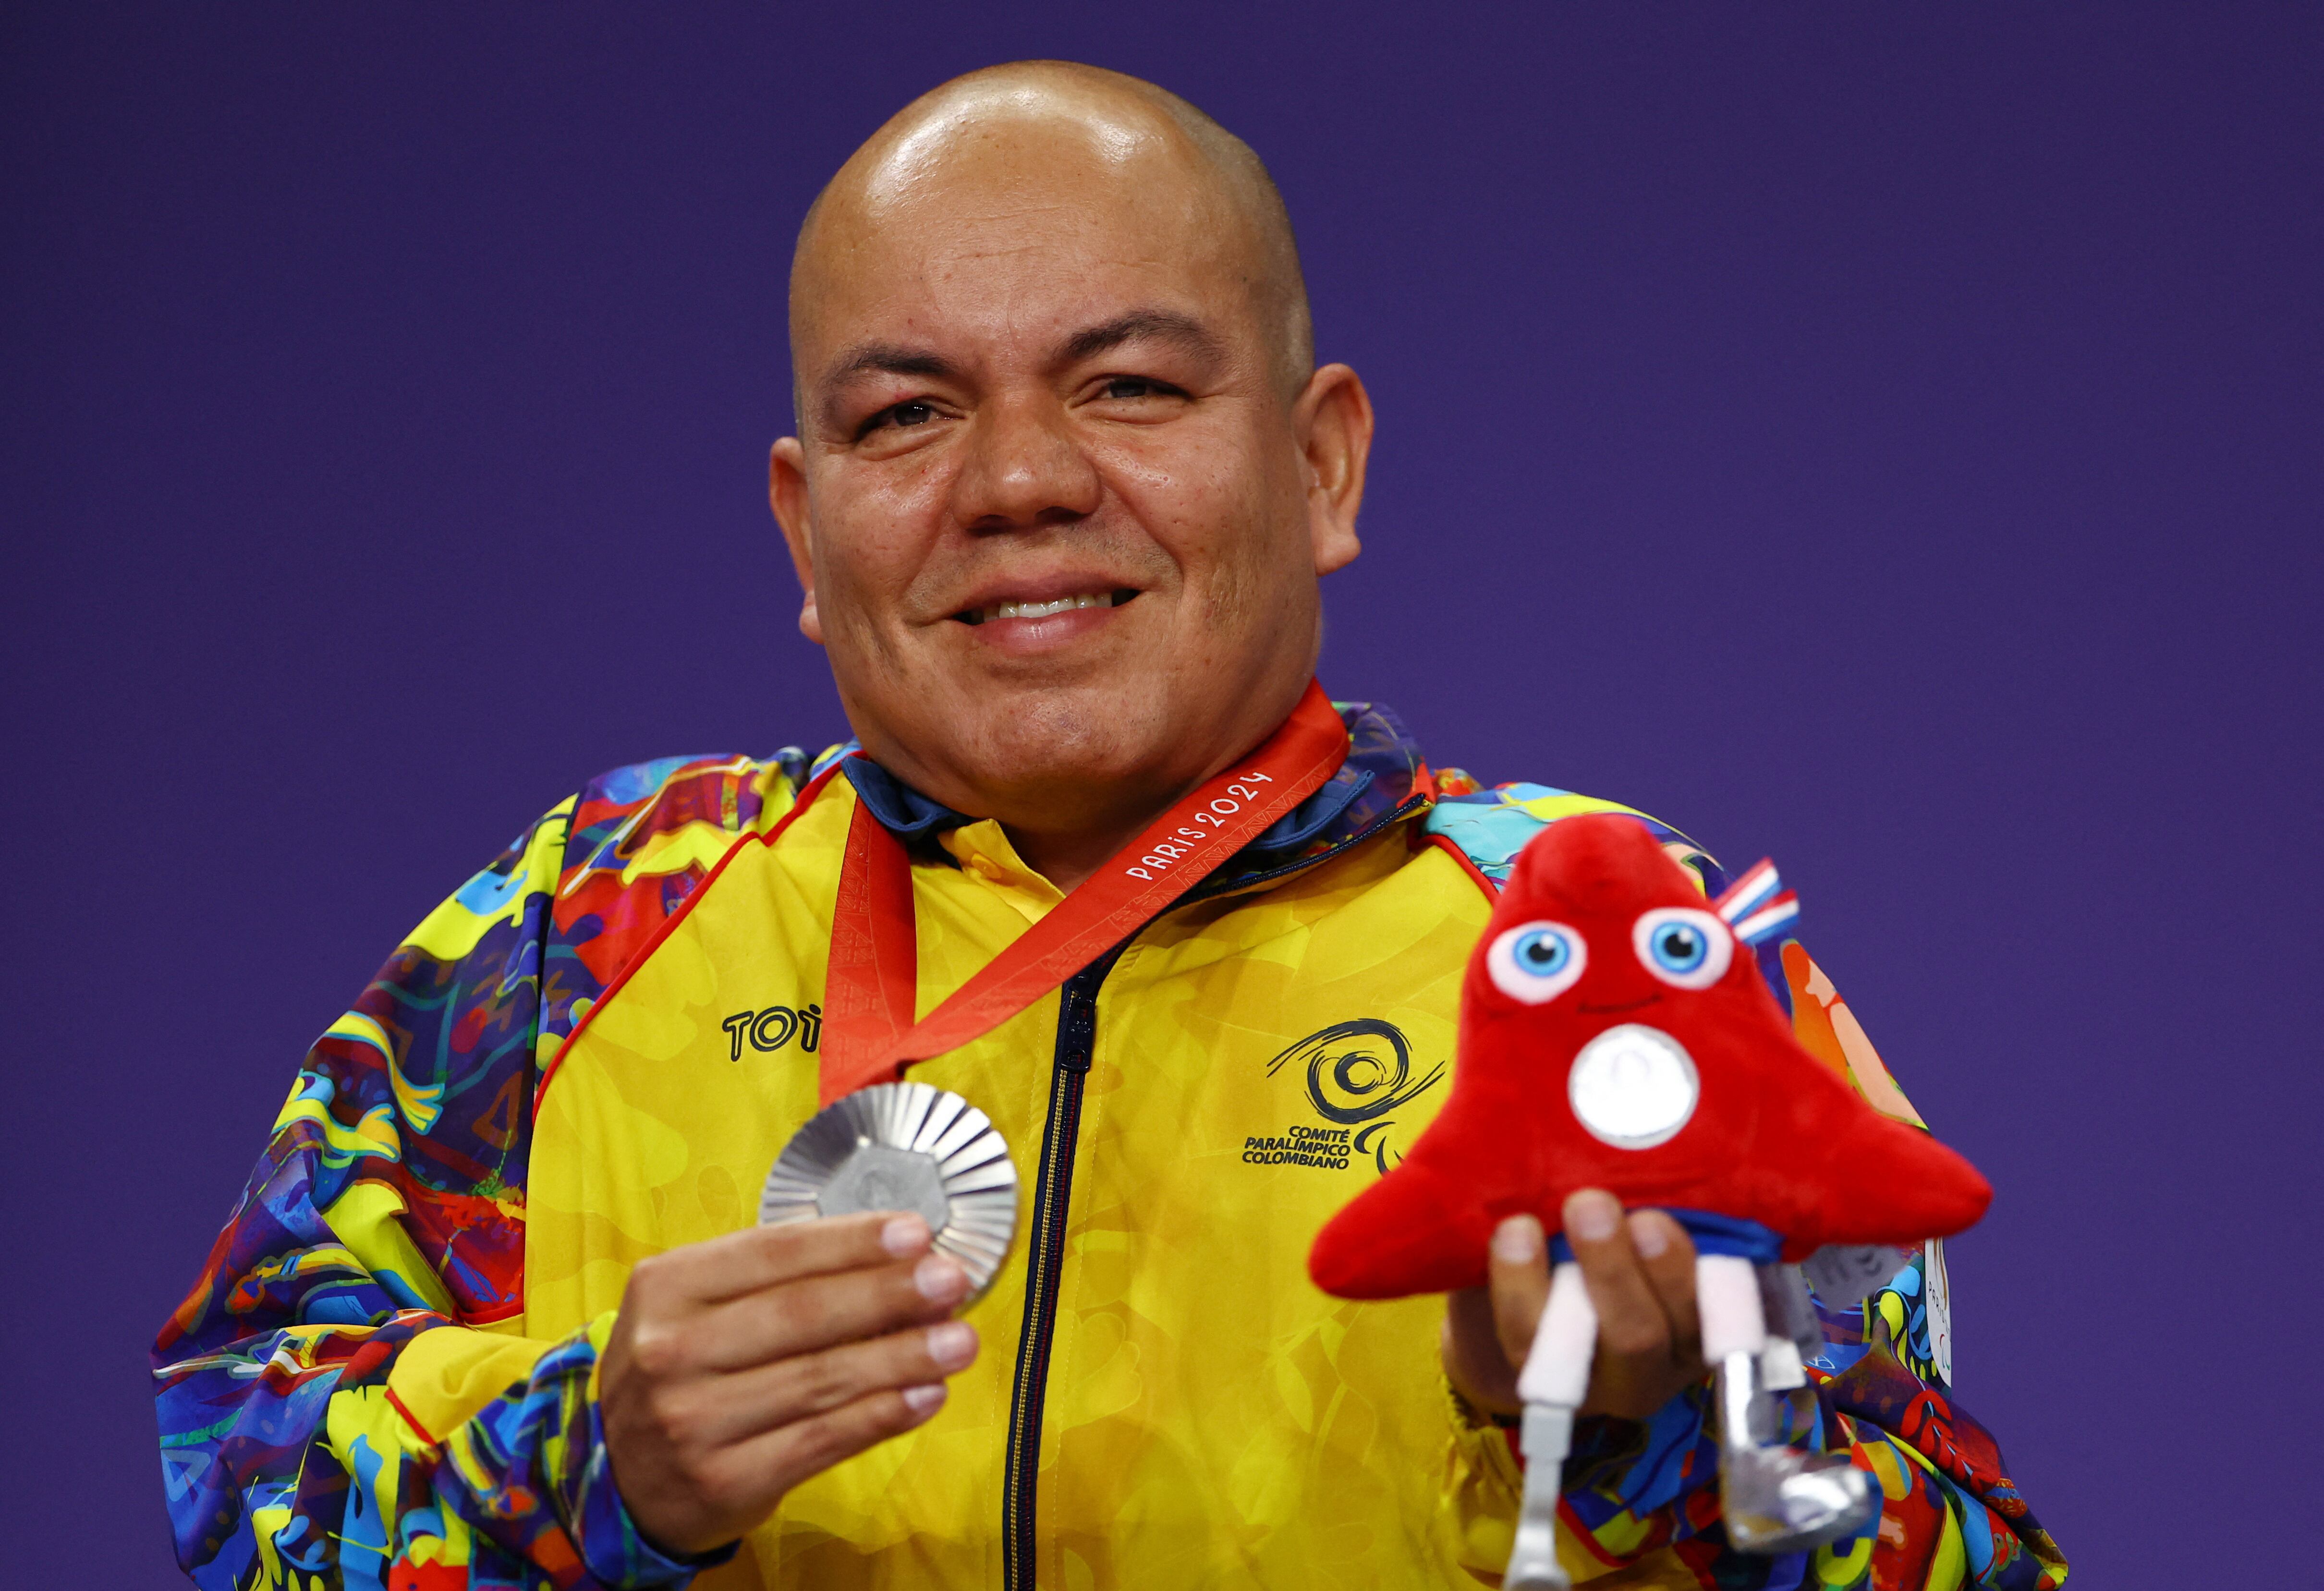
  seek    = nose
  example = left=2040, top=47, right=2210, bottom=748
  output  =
left=948, top=391, right=1103, bottom=532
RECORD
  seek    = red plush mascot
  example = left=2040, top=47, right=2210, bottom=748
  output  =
left=1309, top=814, right=1989, bottom=1589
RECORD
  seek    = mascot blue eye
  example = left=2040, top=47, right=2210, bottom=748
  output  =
left=1630, top=907, right=1733, bottom=990
left=1486, top=920, right=1589, bottom=1004
left=1649, top=923, right=1706, bottom=973
left=1514, top=929, right=1573, bottom=976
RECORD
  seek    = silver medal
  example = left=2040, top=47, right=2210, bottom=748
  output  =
left=759, top=1081, right=1019, bottom=1306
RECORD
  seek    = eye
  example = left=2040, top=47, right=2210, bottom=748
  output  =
left=856, top=400, right=939, bottom=440
left=1086, top=375, right=1189, bottom=408
left=1486, top=921, right=1588, bottom=1004
left=1631, top=907, right=1733, bottom=989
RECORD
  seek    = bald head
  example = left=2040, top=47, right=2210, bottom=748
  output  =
left=791, top=61, right=1313, bottom=409
left=767, top=62, right=1372, bottom=880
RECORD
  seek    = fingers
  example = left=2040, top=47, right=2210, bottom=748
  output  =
left=1443, top=1287, right=1517, bottom=1414
left=683, top=1247, right=972, bottom=1375
left=1625, top=1208, right=1701, bottom=1358
left=1563, top=1190, right=1667, bottom=1359
left=1562, top=1189, right=1704, bottom=1421
left=1448, top=1195, right=1716, bottom=1428
left=599, top=1216, right=977, bottom=1556
left=614, top=1363, right=956, bottom=1555
left=680, top=1318, right=981, bottom=1451
left=616, top=1210, right=971, bottom=1383
left=1487, top=1215, right=1552, bottom=1372
left=1440, top=1215, right=1554, bottom=1417
left=630, top=1211, right=933, bottom=1308
left=711, top=1380, right=955, bottom=1512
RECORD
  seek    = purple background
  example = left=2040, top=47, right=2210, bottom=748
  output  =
left=6, top=5, right=2316, bottom=1582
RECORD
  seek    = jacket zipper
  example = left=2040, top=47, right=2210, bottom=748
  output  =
left=994, top=801, right=1426, bottom=1585
left=1000, top=950, right=1121, bottom=1591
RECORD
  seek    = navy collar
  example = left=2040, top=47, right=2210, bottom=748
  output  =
left=838, top=757, right=965, bottom=845
left=831, top=699, right=1428, bottom=893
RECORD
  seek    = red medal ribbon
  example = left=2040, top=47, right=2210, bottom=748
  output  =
left=817, top=680, right=1350, bottom=1104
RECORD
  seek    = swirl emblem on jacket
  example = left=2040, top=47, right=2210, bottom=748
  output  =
left=1265, top=1019, right=1446, bottom=1174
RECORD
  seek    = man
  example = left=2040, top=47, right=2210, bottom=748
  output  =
left=154, top=62, right=2065, bottom=1591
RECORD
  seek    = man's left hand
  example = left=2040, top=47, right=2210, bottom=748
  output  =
left=1441, top=1188, right=1706, bottom=1422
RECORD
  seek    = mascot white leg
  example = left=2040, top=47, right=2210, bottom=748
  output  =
left=1504, top=1254, right=1874, bottom=1586
left=1504, top=1260, right=1594, bottom=1591
left=1700, top=1254, right=1872, bottom=1553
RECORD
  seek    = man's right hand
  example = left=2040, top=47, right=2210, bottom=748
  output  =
left=598, top=1211, right=980, bottom=1557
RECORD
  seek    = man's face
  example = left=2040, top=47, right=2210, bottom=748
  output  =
left=772, top=104, right=1367, bottom=839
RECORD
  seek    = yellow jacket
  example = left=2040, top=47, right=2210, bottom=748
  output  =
left=154, top=704, right=2066, bottom=1590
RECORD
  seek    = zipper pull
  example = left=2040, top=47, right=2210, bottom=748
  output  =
left=1059, top=997, right=1096, bottom=1072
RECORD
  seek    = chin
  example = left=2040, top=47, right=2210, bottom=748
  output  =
left=966, top=686, right=1174, bottom=792
left=845, top=630, right=1302, bottom=816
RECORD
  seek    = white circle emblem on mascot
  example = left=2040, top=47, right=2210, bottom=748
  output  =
left=1567, top=1023, right=1700, bottom=1149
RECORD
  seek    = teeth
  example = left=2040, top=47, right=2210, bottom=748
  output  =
left=982, top=592, right=1117, bottom=622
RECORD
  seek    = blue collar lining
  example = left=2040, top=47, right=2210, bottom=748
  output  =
left=838, top=757, right=963, bottom=844
left=825, top=698, right=1426, bottom=888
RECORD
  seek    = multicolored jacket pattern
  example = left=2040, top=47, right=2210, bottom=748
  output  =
left=154, top=702, right=2067, bottom=1590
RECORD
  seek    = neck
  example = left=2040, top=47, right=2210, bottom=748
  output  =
left=984, top=731, right=1284, bottom=893
left=859, top=679, right=1329, bottom=896
left=1000, top=811, right=1159, bottom=896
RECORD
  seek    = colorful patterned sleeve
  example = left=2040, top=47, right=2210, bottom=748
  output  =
left=1776, top=945, right=2069, bottom=1591
left=1425, top=784, right=2068, bottom=1588
left=153, top=753, right=806, bottom=1589
left=1521, top=1227, right=2066, bottom=1589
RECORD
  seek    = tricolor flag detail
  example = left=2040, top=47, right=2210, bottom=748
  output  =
left=1715, top=858, right=1782, bottom=924
left=1715, top=859, right=1799, bottom=946
left=1730, top=890, right=1800, bottom=947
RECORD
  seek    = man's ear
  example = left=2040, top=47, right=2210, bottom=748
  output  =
left=768, top=437, right=825, bottom=645
left=1293, top=363, right=1372, bottom=576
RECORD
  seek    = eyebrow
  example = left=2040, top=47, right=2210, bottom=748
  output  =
left=824, top=344, right=961, bottom=387
left=1059, top=309, right=1227, bottom=367
left=823, top=310, right=1226, bottom=393
left=814, top=344, right=959, bottom=434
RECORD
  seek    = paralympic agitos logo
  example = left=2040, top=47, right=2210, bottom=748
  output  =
left=1246, top=1019, right=1445, bottom=1176
left=720, top=1003, right=824, bottom=1060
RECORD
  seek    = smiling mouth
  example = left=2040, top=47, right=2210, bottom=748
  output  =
left=954, top=588, right=1141, bottom=625
left=1578, top=995, right=1662, bottom=1015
